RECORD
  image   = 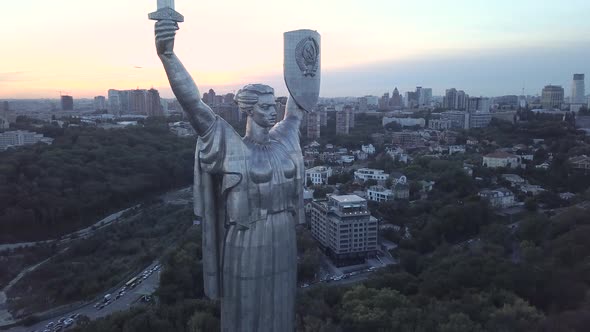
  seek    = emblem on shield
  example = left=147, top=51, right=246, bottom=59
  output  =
left=284, top=30, right=321, bottom=112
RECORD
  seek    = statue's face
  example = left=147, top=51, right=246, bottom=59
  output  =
left=250, top=94, right=277, bottom=128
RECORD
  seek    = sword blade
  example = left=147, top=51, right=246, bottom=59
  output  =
left=157, top=0, right=175, bottom=10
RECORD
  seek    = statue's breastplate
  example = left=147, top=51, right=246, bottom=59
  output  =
left=245, top=140, right=297, bottom=214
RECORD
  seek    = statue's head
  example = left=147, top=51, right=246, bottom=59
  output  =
left=235, top=84, right=277, bottom=128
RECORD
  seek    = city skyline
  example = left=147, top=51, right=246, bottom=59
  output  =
left=1, top=0, right=590, bottom=98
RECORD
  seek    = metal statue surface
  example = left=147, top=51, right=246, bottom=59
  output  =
left=151, top=3, right=320, bottom=331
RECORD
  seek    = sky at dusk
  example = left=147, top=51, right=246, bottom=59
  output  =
left=1, top=0, right=589, bottom=99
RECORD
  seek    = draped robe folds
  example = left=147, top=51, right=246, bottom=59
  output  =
left=193, top=114, right=304, bottom=331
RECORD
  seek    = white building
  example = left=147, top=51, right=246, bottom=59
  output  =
left=483, top=151, right=520, bottom=169
left=479, top=188, right=516, bottom=209
left=305, top=166, right=333, bottom=186
left=367, top=185, right=394, bottom=202
left=382, top=117, right=426, bottom=128
left=520, top=184, right=545, bottom=196
left=441, top=111, right=470, bottom=129
left=501, top=174, right=526, bottom=186
left=572, top=74, right=586, bottom=104
left=94, top=96, right=107, bottom=111
left=428, top=119, right=452, bottom=130
left=386, top=147, right=410, bottom=163
left=354, top=168, right=389, bottom=182
left=469, top=112, right=492, bottom=128
left=361, top=144, right=376, bottom=155
left=340, top=155, right=355, bottom=164
left=449, top=145, right=466, bottom=154
left=310, top=195, right=379, bottom=264
left=0, top=130, right=53, bottom=150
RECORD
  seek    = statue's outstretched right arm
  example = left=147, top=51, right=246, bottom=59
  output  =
left=155, top=21, right=215, bottom=136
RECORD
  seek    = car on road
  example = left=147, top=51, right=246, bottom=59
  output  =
left=46, top=322, right=54, bottom=329
left=64, top=318, right=75, bottom=327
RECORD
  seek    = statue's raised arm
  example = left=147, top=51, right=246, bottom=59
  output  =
left=155, top=20, right=215, bottom=136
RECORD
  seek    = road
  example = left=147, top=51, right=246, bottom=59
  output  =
left=0, top=186, right=190, bottom=330
left=7, top=262, right=162, bottom=332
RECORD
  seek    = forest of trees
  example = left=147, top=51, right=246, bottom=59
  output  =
left=70, top=203, right=590, bottom=332
left=8, top=204, right=194, bottom=316
left=0, top=119, right=195, bottom=242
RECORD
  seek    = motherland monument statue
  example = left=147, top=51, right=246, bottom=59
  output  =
left=150, top=1, right=321, bottom=331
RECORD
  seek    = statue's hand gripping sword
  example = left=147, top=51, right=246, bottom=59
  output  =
left=149, top=0, right=184, bottom=56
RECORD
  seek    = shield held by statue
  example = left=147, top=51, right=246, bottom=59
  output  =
left=284, top=30, right=321, bottom=112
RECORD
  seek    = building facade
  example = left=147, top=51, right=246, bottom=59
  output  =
left=441, top=111, right=469, bottom=129
left=478, top=188, right=515, bottom=209
left=541, top=85, right=564, bottom=109
left=572, top=74, right=586, bottom=104
left=146, top=88, right=164, bottom=117
left=390, top=87, right=402, bottom=109
left=354, top=168, right=389, bottom=182
left=428, top=119, right=452, bottom=130
left=310, top=195, right=379, bottom=265
left=367, top=186, right=394, bottom=202
left=483, top=151, right=520, bottom=169
left=61, top=95, right=74, bottom=111
left=336, top=109, right=350, bottom=135
left=0, top=130, right=54, bottom=150
left=469, top=112, right=492, bottom=128
left=94, top=96, right=106, bottom=111
left=305, top=166, right=333, bottom=186
left=391, top=131, right=421, bottom=148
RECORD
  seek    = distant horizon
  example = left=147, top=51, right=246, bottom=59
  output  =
left=1, top=1, right=589, bottom=99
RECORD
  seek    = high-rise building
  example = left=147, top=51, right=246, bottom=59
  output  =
left=379, top=93, right=390, bottom=110
left=2, top=101, right=9, bottom=112
left=572, top=74, right=585, bottom=104
left=358, top=97, right=368, bottom=112
left=456, top=90, right=468, bottom=110
left=108, top=89, right=122, bottom=116
left=443, top=88, right=458, bottom=110
left=223, top=93, right=236, bottom=105
left=441, top=110, right=470, bottom=129
left=309, top=195, right=378, bottom=265
left=119, top=90, right=130, bottom=114
left=468, top=97, right=491, bottom=113
left=146, top=88, right=163, bottom=116
left=404, top=91, right=418, bottom=108
left=306, top=111, right=321, bottom=139
left=94, top=96, right=106, bottom=111
left=61, top=95, right=74, bottom=111
left=345, top=105, right=355, bottom=128
left=469, top=112, right=492, bottom=128
left=319, top=108, right=328, bottom=127
left=336, top=109, right=350, bottom=135
left=418, top=88, right=432, bottom=107
left=541, top=85, right=564, bottom=109
left=390, top=87, right=402, bottom=109
left=129, top=89, right=147, bottom=114
left=205, top=89, right=217, bottom=106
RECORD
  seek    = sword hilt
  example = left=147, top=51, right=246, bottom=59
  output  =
left=148, top=7, right=184, bottom=23
left=151, top=8, right=183, bottom=56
